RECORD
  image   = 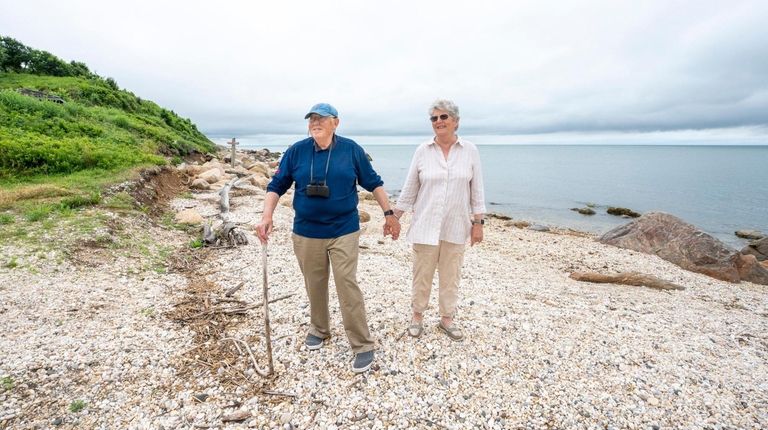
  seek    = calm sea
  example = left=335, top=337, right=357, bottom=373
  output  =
left=213, top=135, right=768, bottom=248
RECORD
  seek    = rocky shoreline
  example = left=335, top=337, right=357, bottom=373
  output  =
left=1, top=150, right=767, bottom=429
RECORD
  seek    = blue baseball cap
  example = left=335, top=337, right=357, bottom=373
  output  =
left=304, top=103, right=338, bottom=119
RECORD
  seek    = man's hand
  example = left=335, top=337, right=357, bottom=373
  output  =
left=384, top=215, right=401, bottom=240
left=254, top=218, right=274, bottom=244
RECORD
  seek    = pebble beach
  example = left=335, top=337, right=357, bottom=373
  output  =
left=2, top=167, right=768, bottom=429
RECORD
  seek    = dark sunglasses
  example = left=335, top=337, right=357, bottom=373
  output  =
left=429, top=114, right=450, bottom=122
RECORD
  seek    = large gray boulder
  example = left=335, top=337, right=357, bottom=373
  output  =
left=599, top=212, right=768, bottom=285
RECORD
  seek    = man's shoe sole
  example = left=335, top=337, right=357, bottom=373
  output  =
left=306, top=342, right=323, bottom=351
left=352, top=361, right=373, bottom=374
left=305, top=335, right=325, bottom=350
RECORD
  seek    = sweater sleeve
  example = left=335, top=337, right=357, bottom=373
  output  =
left=266, top=147, right=295, bottom=196
left=354, top=144, right=384, bottom=192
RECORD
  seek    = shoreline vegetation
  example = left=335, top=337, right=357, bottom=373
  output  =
left=2, top=37, right=767, bottom=428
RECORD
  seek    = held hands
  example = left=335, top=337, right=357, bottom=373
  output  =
left=383, top=214, right=401, bottom=240
left=254, top=218, right=274, bottom=244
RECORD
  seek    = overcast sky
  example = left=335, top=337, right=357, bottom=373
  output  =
left=2, top=0, right=768, bottom=143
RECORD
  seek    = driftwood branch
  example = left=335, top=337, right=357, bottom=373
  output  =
left=222, top=337, right=271, bottom=378
left=224, top=281, right=246, bottom=297
left=219, top=175, right=253, bottom=214
left=262, top=390, right=297, bottom=399
left=261, top=243, right=275, bottom=377
left=221, top=294, right=295, bottom=314
left=178, top=294, right=295, bottom=320
left=569, top=271, right=685, bottom=291
left=202, top=221, right=249, bottom=247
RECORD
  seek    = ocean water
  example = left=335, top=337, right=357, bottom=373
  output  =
left=214, top=135, right=767, bottom=248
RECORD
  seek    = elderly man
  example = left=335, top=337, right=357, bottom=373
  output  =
left=255, top=102, right=400, bottom=373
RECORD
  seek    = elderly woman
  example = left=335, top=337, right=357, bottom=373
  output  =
left=394, top=99, right=486, bottom=341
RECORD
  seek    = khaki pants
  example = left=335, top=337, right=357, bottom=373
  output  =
left=412, top=241, right=465, bottom=317
left=292, top=231, right=374, bottom=353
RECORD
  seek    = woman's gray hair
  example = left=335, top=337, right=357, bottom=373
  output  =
left=428, top=99, right=460, bottom=121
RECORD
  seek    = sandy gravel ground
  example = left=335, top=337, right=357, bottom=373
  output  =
left=1, top=180, right=767, bottom=430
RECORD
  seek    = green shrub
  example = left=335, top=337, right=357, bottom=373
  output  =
left=69, top=400, right=86, bottom=413
left=23, top=204, right=55, bottom=221
left=0, top=64, right=215, bottom=183
left=1, top=376, right=13, bottom=390
left=60, top=193, right=101, bottom=209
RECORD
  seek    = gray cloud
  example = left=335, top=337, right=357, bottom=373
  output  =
left=1, top=0, right=767, bottom=141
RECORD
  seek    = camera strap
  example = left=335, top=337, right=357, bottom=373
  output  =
left=310, top=135, right=334, bottom=185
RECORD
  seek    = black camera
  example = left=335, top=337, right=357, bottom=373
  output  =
left=306, top=183, right=330, bottom=198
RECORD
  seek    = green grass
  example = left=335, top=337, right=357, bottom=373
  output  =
left=0, top=213, right=13, bottom=224
left=60, top=192, right=101, bottom=209
left=0, top=226, right=28, bottom=241
left=3, top=257, right=18, bottom=268
left=0, top=166, right=145, bottom=209
left=69, top=400, right=86, bottom=413
left=23, top=204, right=55, bottom=221
left=189, top=238, right=204, bottom=249
left=103, top=191, right=136, bottom=210
left=1, top=376, right=13, bottom=390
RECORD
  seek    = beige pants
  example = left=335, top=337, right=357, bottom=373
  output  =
left=292, top=231, right=374, bottom=353
left=412, top=241, right=466, bottom=317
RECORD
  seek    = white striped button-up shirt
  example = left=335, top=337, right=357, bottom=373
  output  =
left=395, top=137, right=486, bottom=245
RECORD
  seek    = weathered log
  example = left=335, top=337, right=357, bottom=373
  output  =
left=202, top=222, right=217, bottom=244
left=569, top=271, right=685, bottom=291
left=203, top=222, right=249, bottom=247
left=219, top=175, right=253, bottom=214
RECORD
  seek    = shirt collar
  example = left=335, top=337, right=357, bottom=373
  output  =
left=429, top=136, right=463, bottom=146
left=313, top=134, right=336, bottom=152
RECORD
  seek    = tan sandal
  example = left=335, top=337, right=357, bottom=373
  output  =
left=408, top=321, right=423, bottom=338
left=438, top=321, right=464, bottom=341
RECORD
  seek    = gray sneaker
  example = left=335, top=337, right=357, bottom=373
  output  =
left=352, top=350, right=375, bottom=374
left=305, top=334, right=325, bottom=350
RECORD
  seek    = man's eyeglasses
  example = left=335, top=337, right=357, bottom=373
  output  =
left=429, top=114, right=450, bottom=122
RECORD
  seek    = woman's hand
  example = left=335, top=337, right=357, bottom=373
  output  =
left=470, top=223, right=483, bottom=246
left=384, top=215, right=401, bottom=240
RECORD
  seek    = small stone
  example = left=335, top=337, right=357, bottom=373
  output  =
left=52, top=417, right=64, bottom=426
left=222, top=410, right=251, bottom=422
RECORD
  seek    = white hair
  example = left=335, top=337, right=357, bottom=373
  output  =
left=428, top=99, right=460, bottom=120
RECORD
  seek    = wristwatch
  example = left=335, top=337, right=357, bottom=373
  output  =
left=471, top=219, right=485, bottom=225
left=383, top=209, right=395, bottom=216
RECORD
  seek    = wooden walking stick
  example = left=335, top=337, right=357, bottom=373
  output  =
left=261, top=242, right=275, bottom=376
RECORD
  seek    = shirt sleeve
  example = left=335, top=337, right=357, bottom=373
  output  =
left=354, top=145, right=384, bottom=192
left=266, top=147, right=295, bottom=196
left=469, top=146, right=486, bottom=214
left=395, top=145, right=422, bottom=212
